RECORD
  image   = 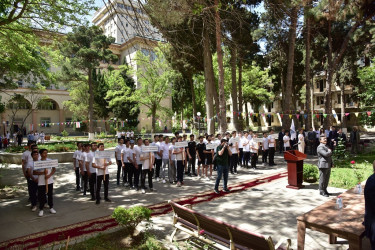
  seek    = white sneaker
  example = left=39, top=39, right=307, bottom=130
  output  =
left=156, top=177, right=160, bottom=182
left=31, top=206, right=37, bottom=212
left=141, top=189, right=146, bottom=194
left=205, top=177, right=210, bottom=181
left=38, top=210, right=44, bottom=217
left=162, top=179, right=166, bottom=184
left=176, top=182, right=181, bottom=187
left=198, top=175, right=201, bottom=179
left=50, top=208, right=56, bottom=214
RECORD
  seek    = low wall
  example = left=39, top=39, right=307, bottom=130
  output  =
left=0, top=152, right=74, bottom=164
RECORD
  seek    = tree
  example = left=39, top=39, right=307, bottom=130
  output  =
left=358, top=59, right=375, bottom=125
left=0, top=0, right=96, bottom=87
left=105, top=65, right=140, bottom=129
left=130, top=47, right=175, bottom=133
left=59, top=25, right=117, bottom=139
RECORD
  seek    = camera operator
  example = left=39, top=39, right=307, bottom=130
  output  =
left=214, top=139, right=232, bottom=194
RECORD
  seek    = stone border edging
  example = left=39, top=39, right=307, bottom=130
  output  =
left=0, top=152, right=74, bottom=164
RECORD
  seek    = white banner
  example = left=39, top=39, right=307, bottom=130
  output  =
left=142, top=145, right=159, bottom=152
left=34, top=160, right=58, bottom=170
left=231, top=137, right=240, bottom=143
left=95, top=150, right=115, bottom=159
left=174, top=141, right=188, bottom=148
left=253, top=138, right=263, bottom=143
left=206, top=143, right=219, bottom=150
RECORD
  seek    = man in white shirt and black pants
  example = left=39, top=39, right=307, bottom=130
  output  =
left=268, top=129, right=276, bottom=166
left=87, top=142, right=97, bottom=201
left=93, top=143, right=112, bottom=204
left=115, top=138, right=125, bottom=186
left=229, top=131, right=239, bottom=174
left=262, top=132, right=269, bottom=166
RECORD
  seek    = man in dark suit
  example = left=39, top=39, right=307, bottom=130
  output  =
left=350, top=126, right=360, bottom=154
left=278, top=129, right=285, bottom=154
left=317, top=136, right=333, bottom=197
left=364, top=161, right=375, bottom=249
left=307, top=127, right=317, bottom=155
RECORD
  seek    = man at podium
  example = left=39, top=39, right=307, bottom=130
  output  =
left=317, top=136, right=333, bottom=197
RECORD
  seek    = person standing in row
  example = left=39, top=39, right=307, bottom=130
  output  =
left=187, top=134, right=197, bottom=176
left=174, top=137, right=185, bottom=187
left=250, top=134, right=259, bottom=169
left=307, top=127, right=317, bottom=155
left=268, top=130, right=276, bottom=166
left=278, top=129, right=285, bottom=153
left=262, top=132, right=269, bottom=166
left=242, top=132, right=250, bottom=168
left=73, top=142, right=83, bottom=191
left=238, top=132, right=244, bottom=167
left=93, top=143, right=112, bottom=204
left=87, top=142, right=97, bottom=201
left=283, top=131, right=291, bottom=151
left=140, top=139, right=155, bottom=193
left=115, top=138, right=125, bottom=186
left=160, top=136, right=170, bottom=184
left=229, top=131, right=239, bottom=174
left=33, top=149, right=56, bottom=216
left=26, top=150, right=39, bottom=212
left=203, top=135, right=214, bottom=180
left=132, top=138, right=143, bottom=191
left=169, top=137, right=177, bottom=184
left=80, top=144, right=90, bottom=196
left=317, top=136, right=333, bottom=197
left=22, top=142, right=34, bottom=203
left=152, top=135, right=162, bottom=181
left=214, top=139, right=232, bottom=194
left=196, top=136, right=206, bottom=179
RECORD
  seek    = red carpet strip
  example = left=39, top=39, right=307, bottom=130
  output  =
left=0, top=171, right=287, bottom=249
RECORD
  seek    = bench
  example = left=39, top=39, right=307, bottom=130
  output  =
left=45, top=135, right=51, bottom=141
left=168, top=201, right=291, bottom=250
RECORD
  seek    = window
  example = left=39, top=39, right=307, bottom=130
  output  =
left=337, top=94, right=341, bottom=104
left=40, top=117, right=51, bottom=127
left=38, top=100, right=57, bottom=110
left=8, top=99, right=30, bottom=109
left=319, top=79, right=325, bottom=92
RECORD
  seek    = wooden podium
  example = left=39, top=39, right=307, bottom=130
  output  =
left=284, top=150, right=307, bottom=189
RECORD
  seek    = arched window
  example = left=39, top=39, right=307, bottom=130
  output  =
left=37, top=99, right=58, bottom=110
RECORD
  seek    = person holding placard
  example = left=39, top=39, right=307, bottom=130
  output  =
left=115, top=138, right=125, bottom=186
left=132, top=138, right=143, bottom=191
left=283, top=131, right=291, bottom=151
left=203, top=135, right=214, bottom=180
left=73, top=142, right=83, bottom=191
left=169, top=137, right=177, bottom=184
left=87, top=142, right=97, bottom=201
left=242, top=132, right=250, bottom=168
left=33, top=149, right=56, bottom=217
left=140, top=139, right=155, bottom=193
left=26, top=149, right=39, bottom=212
left=173, top=137, right=185, bottom=186
left=187, top=134, right=197, bottom=177
left=268, top=130, right=276, bottom=166
left=93, top=143, right=112, bottom=204
left=196, top=136, right=206, bottom=179
left=229, top=131, right=239, bottom=174
left=250, top=134, right=259, bottom=169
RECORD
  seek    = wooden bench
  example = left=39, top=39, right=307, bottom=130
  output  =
left=168, top=201, right=291, bottom=250
left=45, top=135, right=51, bottom=141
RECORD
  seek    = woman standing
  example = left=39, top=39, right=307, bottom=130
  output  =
left=298, top=129, right=305, bottom=153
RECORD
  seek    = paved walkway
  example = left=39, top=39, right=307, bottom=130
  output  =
left=0, top=152, right=369, bottom=249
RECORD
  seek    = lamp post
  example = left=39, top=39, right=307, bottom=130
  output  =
left=197, top=112, right=201, bottom=135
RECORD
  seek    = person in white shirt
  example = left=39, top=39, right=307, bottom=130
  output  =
left=160, top=136, right=170, bottom=183
left=130, top=130, right=134, bottom=139
left=117, top=131, right=122, bottom=139
left=298, top=129, right=305, bottom=153
left=87, top=142, right=97, bottom=201
left=140, top=139, right=155, bottom=193
left=132, top=138, right=143, bottom=190
left=22, top=142, right=34, bottom=202
left=124, top=140, right=136, bottom=187
left=126, top=131, right=131, bottom=138
left=34, top=131, right=39, bottom=144
left=93, top=143, right=112, bottom=204
left=250, top=134, right=259, bottom=169
left=153, top=135, right=163, bottom=181
left=173, top=136, right=185, bottom=186
left=33, top=149, right=56, bottom=217
left=238, top=132, right=244, bottom=167
left=242, top=132, right=250, bottom=168
left=80, top=144, right=90, bottom=196
left=268, top=129, right=276, bottom=166
left=229, top=131, right=239, bottom=174
left=283, top=131, right=291, bottom=151
left=169, top=137, right=177, bottom=184
left=247, top=131, right=253, bottom=141
left=39, top=131, right=45, bottom=144
left=203, top=135, right=214, bottom=180
left=120, top=139, right=131, bottom=187
left=115, top=138, right=125, bottom=186
left=26, top=149, right=39, bottom=211
left=262, top=132, right=269, bottom=165
left=72, top=142, right=83, bottom=191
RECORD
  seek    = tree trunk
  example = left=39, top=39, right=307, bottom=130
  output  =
left=305, top=1, right=312, bottom=131
left=88, top=68, right=95, bottom=140
left=324, top=19, right=333, bottom=128
left=230, top=47, right=239, bottom=131
left=238, top=57, right=243, bottom=131
left=151, top=105, right=156, bottom=134
left=283, top=6, right=298, bottom=130
left=211, top=69, right=219, bottom=132
left=214, top=0, right=227, bottom=133
left=244, top=101, right=249, bottom=130
left=202, top=21, right=215, bottom=135
left=188, top=75, right=197, bottom=129
left=340, top=78, right=346, bottom=129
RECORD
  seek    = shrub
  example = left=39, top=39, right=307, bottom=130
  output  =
left=112, top=206, right=152, bottom=234
left=61, top=130, right=69, bottom=137
left=303, top=163, right=318, bottom=183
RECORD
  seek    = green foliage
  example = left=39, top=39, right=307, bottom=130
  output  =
left=61, top=130, right=69, bottom=137
left=112, top=206, right=152, bottom=233
left=358, top=59, right=375, bottom=125
left=333, top=137, right=349, bottom=163
left=303, top=163, right=318, bottom=183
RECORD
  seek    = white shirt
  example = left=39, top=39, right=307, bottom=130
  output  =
left=243, top=138, right=250, bottom=152
left=174, top=147, right=184, bottom=161
left=115, top=144, right=125, bottom=160
left=37, top=158, right=54, bottom=185
left=117, top=132, right=121, bottom=138
left=238, top=136, right=244, bottom=148
left=126, top=147, right=134, bottom=163
left=283, top=135, right=291, bottom=147
left=126, top=131, right=130, bottom=137
left=298, top=134, right=304, bottom=142
left=141, top=152, right=154, bottom=170
left=26, top=160, right=38, bottom=180
left=133, top=145, right=142, bottom=165
left=22, top=150, right=31, bottom=165
left=229, top=137, right=238, bottom=154
left=250, top=139, right=259, bottom=153
left=40, top=133, right=45, bottom=138
left=95, top=157, right=111, bottom=176
left=121, top=147, right=129, bottom=163
left=154, top=141, right=161, bottom=159
left=73, top=150, right=82, bottom=168
left=262, top=137, right=269, bottom=150
left=247, top=134, right=253, bottom=141
left=162, top=142, right=169, bottom=159
left=169, top=145, right=176, bottom=161
left=86, top=151, right=96, bottom=173
left=81, top=152, right=87, bottom=171
left=130, top=131, right=134, bottom=137
left=268, top=135, right=275, bottom=148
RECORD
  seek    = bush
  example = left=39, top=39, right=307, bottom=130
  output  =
left=61, top=130, right=69, bottom=137
left=112, top=206, right=152, bottom=234
left=303, top=163, right=319, bottom=183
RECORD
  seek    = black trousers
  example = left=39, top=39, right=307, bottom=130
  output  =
left=269, top=147, right=275, bottom=165
left=154, top=159, right=162, bottom=178
left=116, top=160, right=122, bottom=185
left=188, top=155, right=196, bottom=174
left=239, top=148, right=244, bottom=165
left=251, top=152, right=258, bottom=169
left=141, top=169, right=154, bottom=189
left=82, top=171, right=88, bottom=194
left=243, top=151, right=251, bottom=167
left=262, top=149, right=269, bottom=163
left=230, top=153, right=238, bottom=173
left=176, top=160, right=184, bottom=182
left=124, top=163, right=132, bottom=183
left=29, top=180, right=38, bottom=206
left=89, top=173, right=96, bottom=199
left=128, top=164, right=141, bottom=188
left=75, top=167, right=80, bottom=189
left=96, top=174, right=109, bottom=200
left=279, top=141, right=284, bottom=153
left=38, top=183, right=53, bottom=210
